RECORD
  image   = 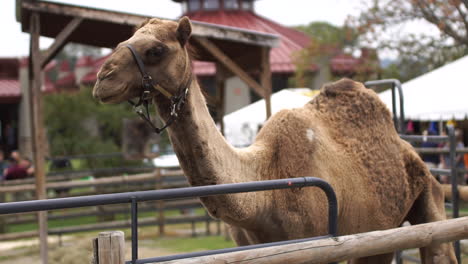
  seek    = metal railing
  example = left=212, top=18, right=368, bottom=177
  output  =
left=400, top=127, right=460, bottom=263
left=365, top=79, right=405, bottom=133
left=0, top=177, right=338, bottom=264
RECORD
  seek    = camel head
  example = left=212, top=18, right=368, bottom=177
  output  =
left=93, top=17, right=192, bottom=104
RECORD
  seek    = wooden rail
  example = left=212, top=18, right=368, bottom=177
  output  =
left=156, top=217, right=468, bottom=264
left=0, top=168, right=223, bottom=241
left=0, top=170, right=184, bottom=193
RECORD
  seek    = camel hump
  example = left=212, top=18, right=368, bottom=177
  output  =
left=321, top=78, right=363, bottom=97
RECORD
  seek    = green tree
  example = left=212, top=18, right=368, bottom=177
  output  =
left=44, top=86, right=139, bottom=169
left=296, top=22, right=357, bottom=48
left=292, top=22, right=367, bottom=86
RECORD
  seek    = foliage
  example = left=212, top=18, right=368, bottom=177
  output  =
left=348, top=0, right=468, bottom=80
left=151, top=236, right=236, bottom=253
left=44, top=86, right=140, bottom=169
left=293, top=22, right=374, bottom=86
left=296, top=22, right=357, bottom=48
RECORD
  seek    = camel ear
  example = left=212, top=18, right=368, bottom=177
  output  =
left=176, top=16, right=192, bottom=47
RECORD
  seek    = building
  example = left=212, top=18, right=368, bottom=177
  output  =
left=172, top=0, right=378, bottom=113
left=0, top=58, right=55, bottom=156
left=2, top=0, right=379, bottom=157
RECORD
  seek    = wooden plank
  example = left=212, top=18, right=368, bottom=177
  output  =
left=41, top=17, right=83, bottom=68
left=0, top=171, right=185, bottom=193
left=29, top=12, right=48, bottom=264
left=156, top=168, right=165, bottom=236
left=165, top=217, right=468, bottom=264
left=21, top=1, right=278, bottom=48
left=261, top=47, right=272, bottom=119
left=97, top=231, right=125, bottom=264
left=193, top=37, right=266, bottom=98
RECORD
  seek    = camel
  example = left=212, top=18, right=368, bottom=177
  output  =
left=92, top=17, right=457, bottom=263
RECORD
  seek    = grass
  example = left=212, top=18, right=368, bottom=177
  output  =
left=151, top=235, right=236, bottom=252
left=5, top=207, right=206, bottom=233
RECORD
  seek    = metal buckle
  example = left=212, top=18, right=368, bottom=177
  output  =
left=141, top=75, right=153, bottom=101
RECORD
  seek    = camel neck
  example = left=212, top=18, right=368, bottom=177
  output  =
left=155, top=80, right=262, bottom=224
left=160, top=80, right=247, bottom=186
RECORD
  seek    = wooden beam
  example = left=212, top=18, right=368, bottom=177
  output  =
left=22, top=1, right=278, bottom=48
left=193, top=37, right=266, bottom=98
left=29, top=12, right=48, bottom=264
left=0, top=171, right=184, bottom=193
left=40, top=17, right=83, bottom=69
left=261, top=47, right=272, bottom=119
left=165, top=217, right=468, bottom=264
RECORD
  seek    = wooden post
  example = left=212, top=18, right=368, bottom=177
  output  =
left=193, top=37, right=266, bottom=98
left=155, top=168, right=165, bottom=236
left=191, top=220, right=196, bottom=237
left=216, top=220, right=221, bottom=236
left=0, top=193, right=5, bottom=233
left=92, top=231, right=125, bottom=264
left=164, top=217, right=468, bottom=264
left=205, top=211, right=211, bottom=236
left=261, top=47, right=272, bottom=119
left=29, top=12, right=48, bottom=264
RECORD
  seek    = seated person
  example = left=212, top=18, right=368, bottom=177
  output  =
left=4, top=157, right=33, bottom=180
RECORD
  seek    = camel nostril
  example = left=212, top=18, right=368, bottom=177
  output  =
left=98, top=69, right=115, bottom=81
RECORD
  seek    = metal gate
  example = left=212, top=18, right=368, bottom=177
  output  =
left=0, top=177, right=338, bottom=264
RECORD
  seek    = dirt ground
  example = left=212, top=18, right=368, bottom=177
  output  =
left=1, top=232, right=467, bottom=263
left=0, top=232, right=179, bottom=264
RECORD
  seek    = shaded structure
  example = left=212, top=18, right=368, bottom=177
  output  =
left=16, top=1, right=278, bottom=263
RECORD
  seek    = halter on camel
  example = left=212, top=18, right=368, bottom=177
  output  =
left=126, top=44, right=192, bottom=134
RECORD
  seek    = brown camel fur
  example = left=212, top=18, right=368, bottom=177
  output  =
left=92, top=17, right=457, bottom=263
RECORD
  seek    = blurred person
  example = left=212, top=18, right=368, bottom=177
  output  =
left=421, top=130, right=439, bottom=169
left=4, top=157, right=33, bottom=180
left=439, top=129, right=465, bottom=184
left=9, top=150, right=21, bottom=164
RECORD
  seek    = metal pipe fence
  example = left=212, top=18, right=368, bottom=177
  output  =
left=0, top=177, right=338, bottom=264
left=399, top=127, right=461, bottom=263
left=366, top=78, right=463, bottom=263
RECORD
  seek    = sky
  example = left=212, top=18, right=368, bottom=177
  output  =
left=0, top=0, right=363, bottom=57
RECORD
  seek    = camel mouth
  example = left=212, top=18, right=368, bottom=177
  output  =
left=93, top=81, right=132, bottom=104
left=99, top=94, right=120, bottom=104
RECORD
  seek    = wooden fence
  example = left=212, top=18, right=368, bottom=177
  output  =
left=0, top=168, right=221, bottom=241
left=93, top=217, right=468, bottom=264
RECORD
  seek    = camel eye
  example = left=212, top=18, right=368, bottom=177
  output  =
left=147, top=45, right=166, bottom=58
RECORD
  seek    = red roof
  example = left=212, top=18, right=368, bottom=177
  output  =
left=59, top=60, right=71, bottom=71
left=186, top=10, right=313, bottom=75
left=330, top=53, right=360, bottom=74
left=0, top=79, right=21, bottom=101
left=56, top=72, right=76, bottom=88
left=0, top=78, right=55, bottom=103
left=80, top=54, right=110, bottom=84
left=76, top=56, right=94, bottom=67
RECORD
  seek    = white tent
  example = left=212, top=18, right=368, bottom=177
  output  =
left=223, top=89, right=316, bottom=147
left=379, top=55, right=468, bottom=121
